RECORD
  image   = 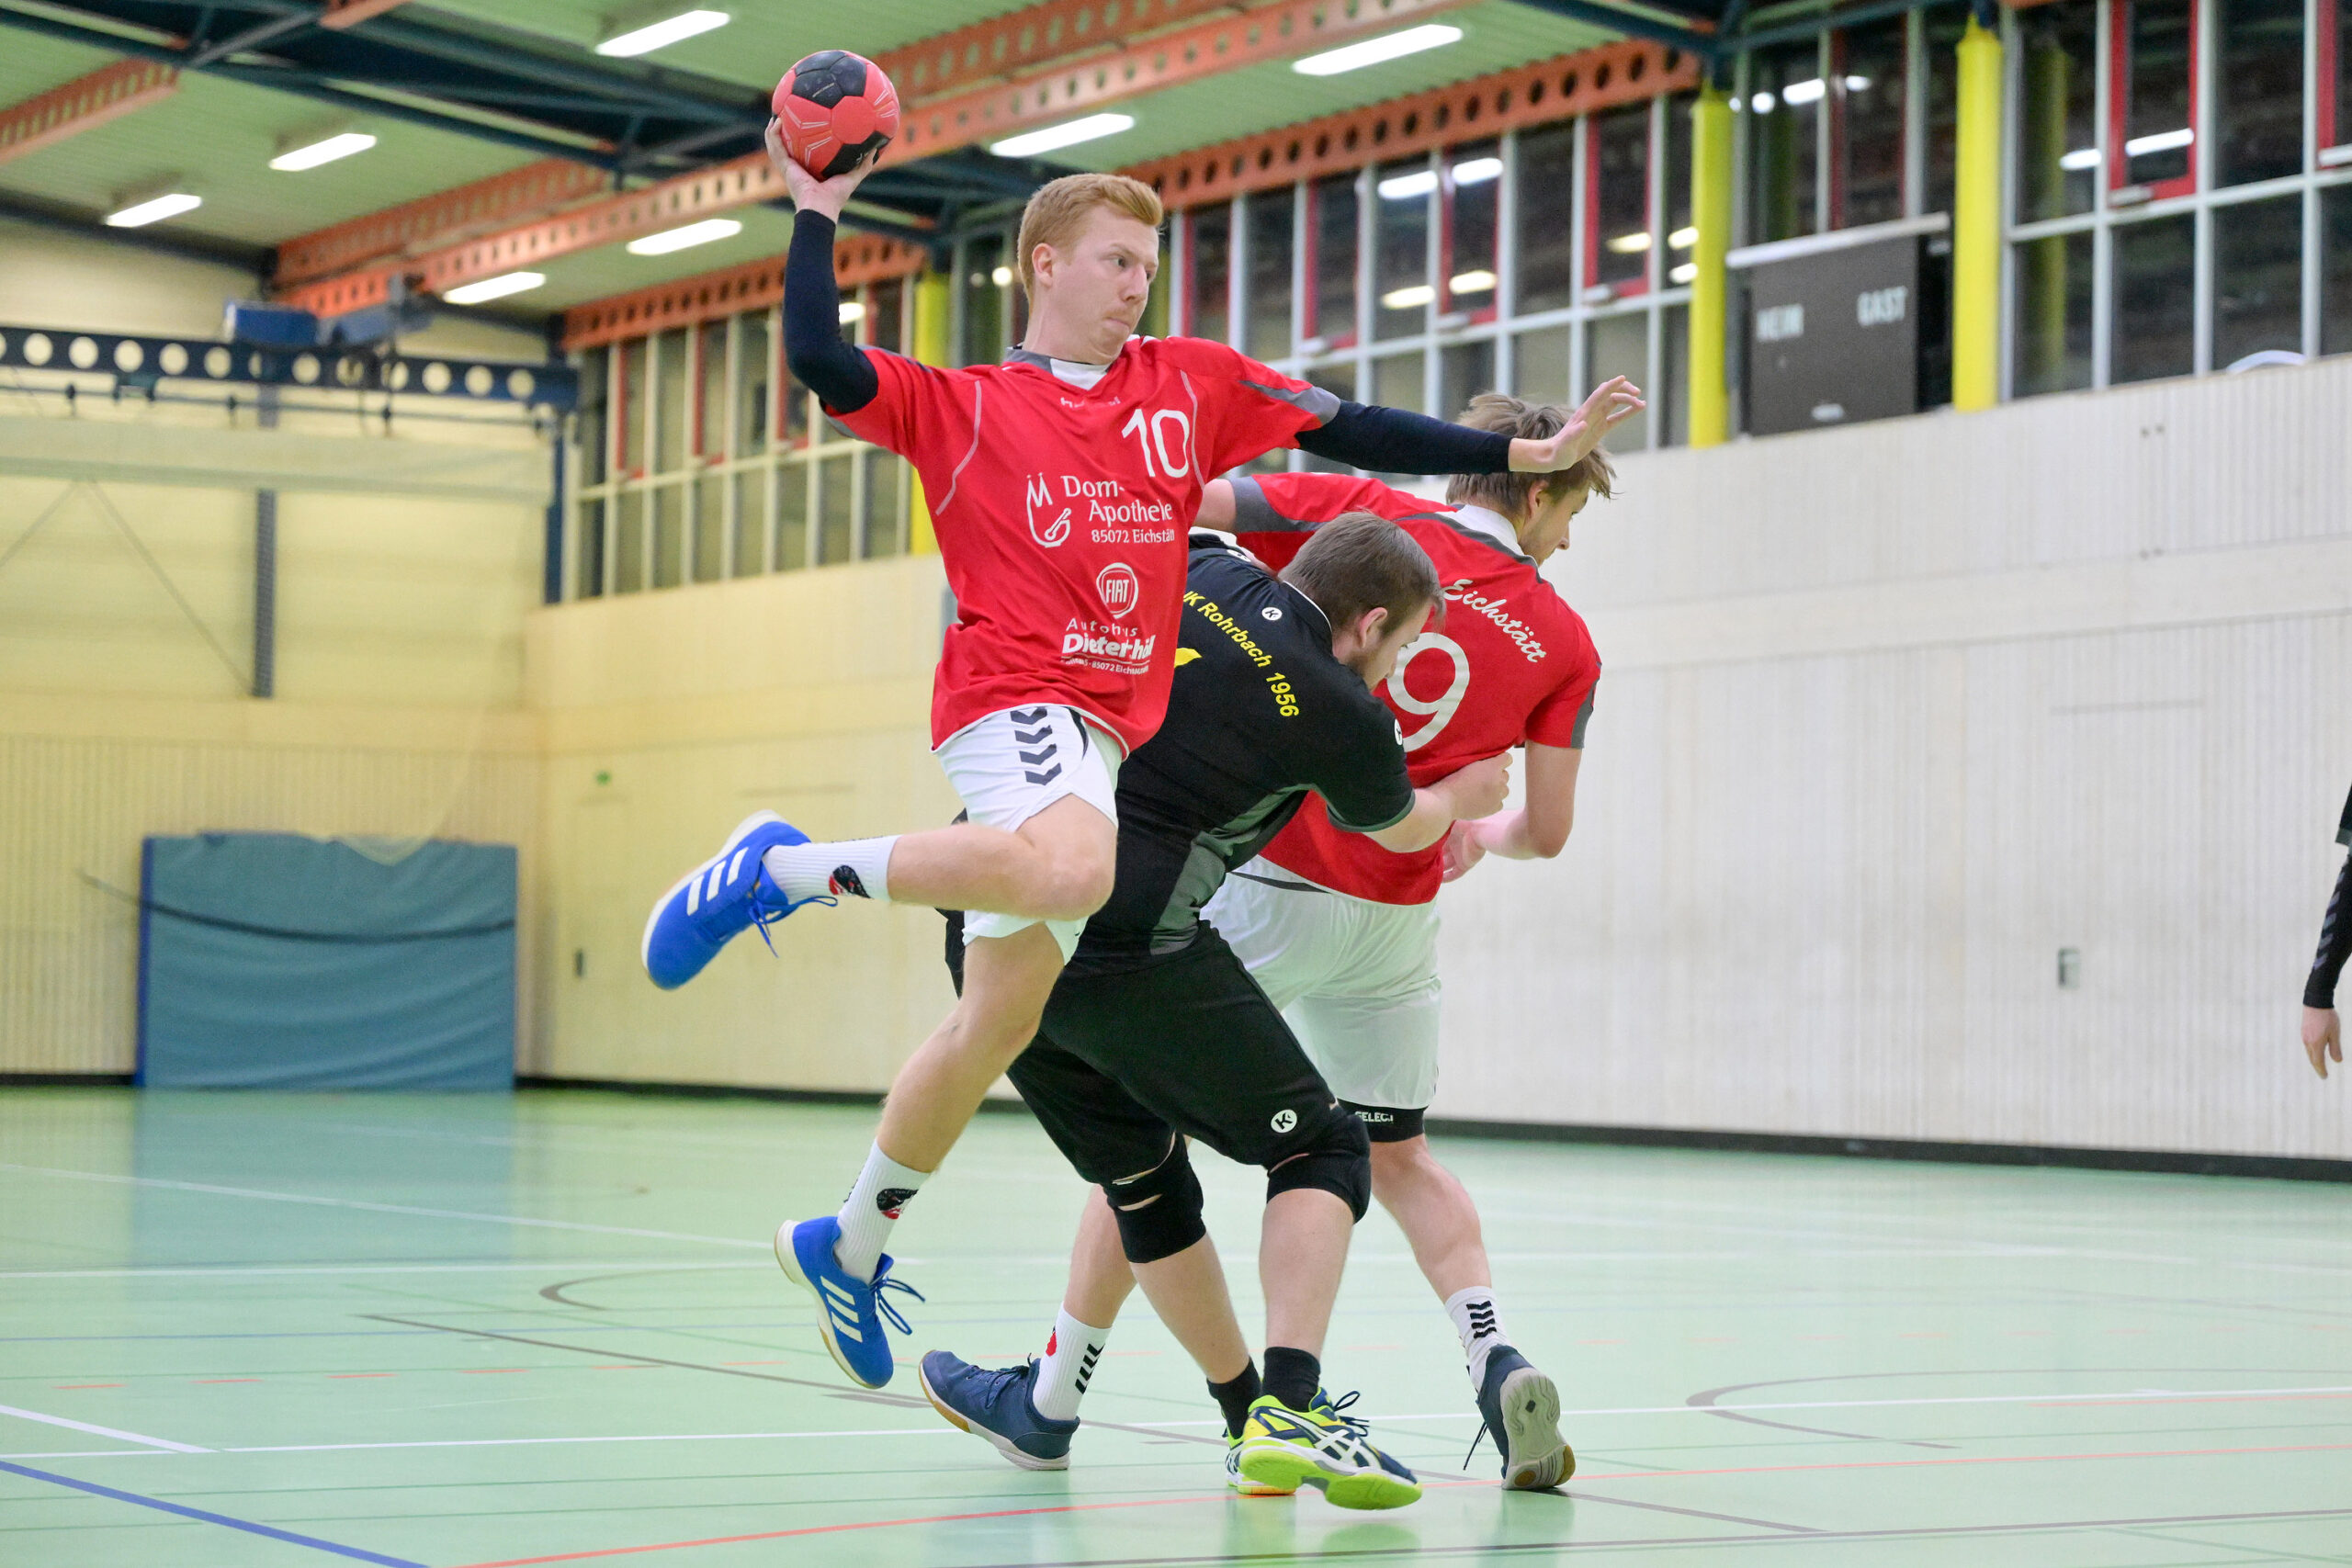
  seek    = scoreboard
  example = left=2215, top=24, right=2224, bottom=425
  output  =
left=1742, top=230, right=1948, bottom=437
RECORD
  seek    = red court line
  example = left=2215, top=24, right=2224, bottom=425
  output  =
left=446, top=1440, right=2352, bottom=1567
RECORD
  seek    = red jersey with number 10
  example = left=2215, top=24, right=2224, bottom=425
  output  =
left=1233, top=471, right=1601, bottom=907
left=832, top=338, right=1336, bottom=754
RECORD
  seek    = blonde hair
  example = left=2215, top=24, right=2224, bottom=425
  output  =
left=1015, top=172, right=1163, bottom=299
left=1442, top=391, right=1617, bottom=519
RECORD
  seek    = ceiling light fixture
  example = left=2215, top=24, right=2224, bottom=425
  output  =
left=1668, top=226, right=1698, bottom=250
left=106, top=183, right=201, bottom=228
left=627, top=218, right=743, bottom=255
left=1781, top=78, right=1826, bottom=106
left=596, top=6, right=729, bottom=58
left=1451, top=156, right=1502, bottom=186
left=1750, top=91, right=1777, bottom=113
left=270, top=130, right=377, bottom=172
left=838, top=300, right=866, bottom=324
left=989, top=113, right=1136, bottom=158
left=2058, top=147, right=2101, bottom=170
left=1294, top=23, right=1463, bottom=76
left=1670, top=262, right=1697, bottom=285
left=1380, top=284, right=1434, bottom=310
left=444, top=271, right=546, bottom=305
left=1449, top=269, right=1496, bottom=294
left=1606, top=231, right=1651, bottom=254
left=1377, top=169, right=1438, bottom=200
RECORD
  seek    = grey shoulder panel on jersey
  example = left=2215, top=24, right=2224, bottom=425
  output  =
left=1228, top=476, right=1312, bottom=533
left=2339, top=782, right=2352, bottom=848
left=1571, top=684, right=1598, bottom=749
left=1239, top=378, right=1343, bottom=426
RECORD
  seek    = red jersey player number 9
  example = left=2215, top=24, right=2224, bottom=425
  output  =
left=1388, top=632, right=1472, bottom=751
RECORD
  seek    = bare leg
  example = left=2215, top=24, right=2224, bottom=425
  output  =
left=1063, top=1189, right=1140, bottom=1328
left=882, top=794, right=1115, bottom=919
left=1369, top=1137, right=1491, bottom=1301
left=1260, top=1187, right=1352, bottom=1358
left=874, top=921, right=1064, bottom=1171
left=1129, top=1233, right=1251, bottom=1383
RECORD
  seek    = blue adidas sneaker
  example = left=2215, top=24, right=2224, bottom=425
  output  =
left=919, top=1351, right=1079, bottom=1471
left=641, top=811, right=821, bottom=990
left=774, top=1216, right=922, bottom=1389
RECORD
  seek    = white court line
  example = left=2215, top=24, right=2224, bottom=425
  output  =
left=40, top=1382, right=2352, bottom=1458
left=0, top=1404, right=210, bottom=1453
left=0, top=1261, right=773, bottom=1281
left=0, top=1165, right=765, bottom=1249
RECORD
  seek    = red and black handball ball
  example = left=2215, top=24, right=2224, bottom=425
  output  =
left=773, top=51, right=900, bottom=179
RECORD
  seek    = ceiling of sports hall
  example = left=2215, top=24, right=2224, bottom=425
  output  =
left=0, top=0, right=1740, bottom=315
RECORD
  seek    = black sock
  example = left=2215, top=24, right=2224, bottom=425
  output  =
left=1261, top=1345, right=1320, bottom=1413
left=1208, top=1361, right=1262, bottom=1439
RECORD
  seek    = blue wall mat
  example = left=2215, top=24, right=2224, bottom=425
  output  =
left=137, top=834, right=515, bottom=1089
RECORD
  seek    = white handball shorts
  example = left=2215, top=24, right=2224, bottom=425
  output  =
left=935, top=704, right=1122, bottom=960
left=1203, top=857, right=1442, bottom=1115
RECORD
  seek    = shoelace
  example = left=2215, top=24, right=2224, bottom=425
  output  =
left=869, top=1261, right=924, bottom=1337
left=743, top=872, right=833, bottom=957
left=1464, top=1419, right=1496, bottom=1472
left=1313, top=1389, right=1378, bottom=1456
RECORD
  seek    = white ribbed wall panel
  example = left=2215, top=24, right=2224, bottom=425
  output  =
left=1437, top=358, right=2352, bottom=1159
left=0, top=728, right=540, bottom=1076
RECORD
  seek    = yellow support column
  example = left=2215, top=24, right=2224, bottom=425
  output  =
left=1951, top=16, right=2004, bottom=411
left=1687, top=86, right=1733, bottom=448
left=906, top=267, right=952, bottom=554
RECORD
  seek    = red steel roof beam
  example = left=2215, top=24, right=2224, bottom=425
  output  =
left=275, top=159, right=614, bottom=286
left=560, top=232, right=925, bottom=350
left=1127, top=36, right=1700, bottom=209
left=274, top=0, right=1479, bottom=313
left=319, top=0, right=417, bottom=28
left=0, top=59, right=179, bottom=168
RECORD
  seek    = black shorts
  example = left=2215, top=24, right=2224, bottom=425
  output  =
left=945, top=914, right=1360, bottom=1183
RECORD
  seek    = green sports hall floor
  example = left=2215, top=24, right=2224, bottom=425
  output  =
left=3, top=1089, right=2349, bottom=1568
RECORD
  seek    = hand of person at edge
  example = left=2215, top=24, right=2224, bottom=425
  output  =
left=1509, top=376, right=1645, bottom=473
left=2304, top=1006, right=2342, bottom=1079
left=767, top=118, right=877, bottom=221
left=1442, top=822, right=1489, bottom=885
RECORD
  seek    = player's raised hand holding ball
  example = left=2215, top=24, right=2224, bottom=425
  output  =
left=768, top=50, right=899, bottom=218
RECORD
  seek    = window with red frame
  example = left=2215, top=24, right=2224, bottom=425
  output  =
left=2112, top=0, right=2197, bottom=201
left=1306, top=173, right=1360, bottom=351
left=1186, top=203, right=1232, bottom=344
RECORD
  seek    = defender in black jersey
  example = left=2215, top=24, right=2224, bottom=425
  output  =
left=925, top=520, right=1510, bottom=1505
left=2302, top=783, right=2352, bottom=1079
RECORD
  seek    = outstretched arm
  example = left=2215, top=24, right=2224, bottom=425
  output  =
left=1298, top=377, right=1645, bottom=476
left=1366, top=752, right=1512, bottom=854
left=770, top=119, right=878, bottom=413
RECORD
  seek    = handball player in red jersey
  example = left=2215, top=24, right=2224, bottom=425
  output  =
left=639, top=123, right=1644, bottom=1388
left=928, top=393, right=1611, bottom=1489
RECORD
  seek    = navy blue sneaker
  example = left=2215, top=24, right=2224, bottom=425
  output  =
left=1471, top=1347, right=1571, bottom=1490
left=774, top=1216, right=921, bottom=1389
left=641, top=811, right=822, bottom=989
left=919, top=1351, right=1079, bottom=1471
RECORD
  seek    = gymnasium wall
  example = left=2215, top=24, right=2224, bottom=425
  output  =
left=0, top=225, right=551, bottom=1076
left=1442, top=355, right=2352, bottom=1160
left=526, top=558, right=962, bottom=1090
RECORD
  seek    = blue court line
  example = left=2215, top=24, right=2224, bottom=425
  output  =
left=0, top=1459, right=426, bottom=1567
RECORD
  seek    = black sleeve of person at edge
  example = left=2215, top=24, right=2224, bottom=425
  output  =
left=2308, top=784, right=2352, bottom=1008
left=1296, top=400, right=1512, bottom=475
left=782, top=212, right=877, bottom=414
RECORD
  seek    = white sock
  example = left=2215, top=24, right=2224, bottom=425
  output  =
left=833, top=1143, right=929, bottom=1280
left=1445, top=1286, right=1510, bottom=1388
left=1032, top=1309, right=1110, bottom=1423
left=763, top=836, right=897, bottom=903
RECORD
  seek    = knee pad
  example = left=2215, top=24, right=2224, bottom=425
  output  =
left=1103, top=1139, right=1206, bottom=1264
left=1265, top=1107, right=1372, bottom=1222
